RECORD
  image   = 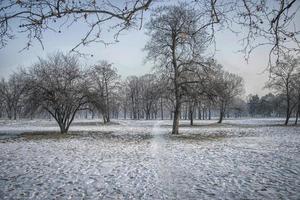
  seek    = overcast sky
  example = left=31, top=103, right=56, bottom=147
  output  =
left=0, top=5, right=277, bottom=97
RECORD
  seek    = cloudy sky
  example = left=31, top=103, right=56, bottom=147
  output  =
left=0, top=3, right=279, bottom=97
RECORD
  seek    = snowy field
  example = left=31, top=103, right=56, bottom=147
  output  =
left=0, top=118, right=299, bottom=199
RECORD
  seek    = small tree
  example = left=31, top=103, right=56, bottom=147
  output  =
left=213, top=69, right=244, bottom=123
left=292, top=69, right=300, bottom=124
left=139, top=74, right=159, bottom=120
left=266, top=55, right=300, bottom=125
left=125, top=76, right=142, bottom=120
left=247, top=94, right=260, bottom=117
left=27, top=52, right=88, bottom=133
left=88, top=61, right=120, bottom=123
left=0, top=71, right=27, bottom=120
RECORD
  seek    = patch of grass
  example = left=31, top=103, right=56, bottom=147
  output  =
left=20, top=131, right=75, bottom=140
left=71, top=121, right=120, bottom=126
left=19, top=131, right=153, bottom=142
left=168, top=133, right=228, bottom=141
left=161, top=122, right=231, bottom=128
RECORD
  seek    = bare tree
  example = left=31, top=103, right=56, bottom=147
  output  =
left=88, top=61, right=120, bottom=123
left=144, top=3, right=210, bottom=134
left=125, top=76, right=142, bottom=120
left=26, top=52, right=88, bottom=133
left=293, top=71, right=300, bottom=124
left=213, top=69, right=244, bottom=123
left=266, top=55, right=300, bottom=125
left=0, top=70, right=27, bottom=120
left=139, top=74, right=159, bottom=120
left=292, top=61, right=300, bottom=125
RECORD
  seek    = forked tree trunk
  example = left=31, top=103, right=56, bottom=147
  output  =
left=60, top=126, right=68, bottom=134
left=58, top=121, right=68, bottom=134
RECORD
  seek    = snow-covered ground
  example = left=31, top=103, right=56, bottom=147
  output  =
left=0, top=118, right=299, bottom=199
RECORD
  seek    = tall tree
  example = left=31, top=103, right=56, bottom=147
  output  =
left=144, top=3, right=209, bottom=134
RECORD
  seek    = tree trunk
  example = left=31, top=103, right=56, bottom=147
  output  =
left=160, top=98, right=164, bottom=120
left=172, top=101, right=181, bottom=134
left=189, top=107, right=193, bottom=126
left=184, top=105, right=188, bottom=120
left=13, top=109, right=17, bottom=120
left=58, top=122, right=68, bottom=134
left=171, top=31, right=181, bottom=134
left=285, top=85, right=291, bottom=125
left=124, top=107, right=127, bottom=119
left=6, top=107, right=12, bottom=120
left=218, top=110, right=224, bottom=123
left=105, top=82, right=110, bottom=123
left=198, top=106, right=201, bottom=120
left=284, top=104, right=290, bottom=125
left=208, top=106, right=211, bottom=120
left=295, top=101, right=300, bottom=125
left=103, top=115, right=107, bottom=124
left=218, top=102, right=225, bottom=123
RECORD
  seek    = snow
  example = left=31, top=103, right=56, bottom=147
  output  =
left=0, top=118, right=299, bottom=199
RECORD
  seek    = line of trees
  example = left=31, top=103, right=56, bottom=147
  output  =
left=0, top=51, right=245, bottom=134
left=247, top=94, right=286, bottom=118
left=247, top=55, right=300, bottom=125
